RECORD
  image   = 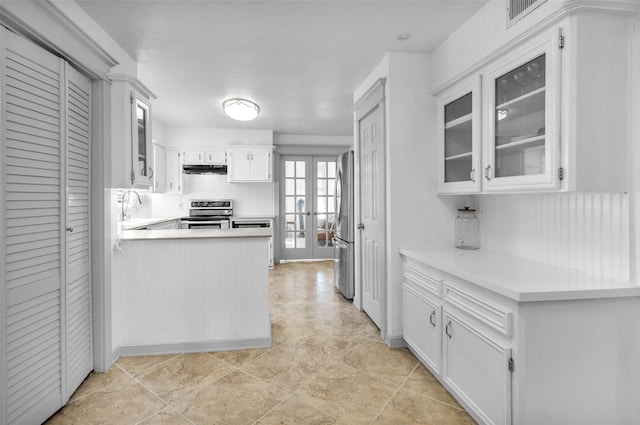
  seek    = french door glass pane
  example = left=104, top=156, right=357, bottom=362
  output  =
left=494, top=54, right=546, bottom=178
left=316, top=161, right=336, bottom=248
left=284, top=160, right=307, bottom=249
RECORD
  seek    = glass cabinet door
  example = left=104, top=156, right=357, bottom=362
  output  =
left=494, top=54, right=546, bottom=178
left=131, top=92, right=153, bottom=187
left=437, top=77, right=481, bottom=194
left=484, top=35, right=560, bottom=191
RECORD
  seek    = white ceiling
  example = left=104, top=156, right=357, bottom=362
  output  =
left=76, top=0, right=487, bottom=136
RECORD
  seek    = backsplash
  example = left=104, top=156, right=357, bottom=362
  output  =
left=478, top=192, right=630, bottom=281
left=149, top=174, right=275, bottom=217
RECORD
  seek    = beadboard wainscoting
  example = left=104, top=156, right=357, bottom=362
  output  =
left=479, top=193, right=630, bottom=281
left=112, top=236, right=271, bottom=356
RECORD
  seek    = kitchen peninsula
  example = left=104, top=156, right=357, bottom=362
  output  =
left=112, top=228, right=272, bottom=357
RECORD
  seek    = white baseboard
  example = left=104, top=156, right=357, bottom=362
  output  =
left=385, top=333, right=407, bottom=349
left=117, top=337, right=273, bottom=358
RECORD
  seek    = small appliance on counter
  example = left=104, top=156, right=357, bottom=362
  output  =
left=334, top=150, right=355, bottom=299
left=455, top=207, right=479, bottom=250
left=179, top=199, right=233, bottom=229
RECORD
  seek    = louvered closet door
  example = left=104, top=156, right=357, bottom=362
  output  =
left=1, top=28, right=93, bottom=425
left=64, top=64, right=93, bottom=399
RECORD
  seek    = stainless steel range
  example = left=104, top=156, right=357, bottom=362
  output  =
left=180, top=199, right=232, bottom=229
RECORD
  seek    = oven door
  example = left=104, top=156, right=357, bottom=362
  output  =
left=180, top=219, right=230, bottom=229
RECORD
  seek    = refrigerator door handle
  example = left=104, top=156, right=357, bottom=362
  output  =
left=334, top=238, right=348, bottom=249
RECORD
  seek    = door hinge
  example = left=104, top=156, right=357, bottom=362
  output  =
left=130, top=170, right=135, bottom=184
left=130, top=92, right=134, bottom=104
left=558, top=167, right=564, bottom=180
left=558, top=28, right=565, bottom=49
left=508, top=358, right=515, bottom=372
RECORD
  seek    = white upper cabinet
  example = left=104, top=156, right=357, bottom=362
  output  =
left=227, top=147, right=273, bottom=182
left=182, top=150, right=204, bottom=164
left=206, top=150, right=227, bottom=164
left=182, top=149, right=227, bottom=165
left=109, top=75, right=156, bottom=189
left=483, top=31, right=560, bottom=192
left=437, top=76, right=482, bottom=194
left=132, top=93, right=154, bottom=187
left=153, top=143, right=165, bottom=193
left=165, top=150, right=182, bottom=193
left=435, top=10, right=631, bottom=194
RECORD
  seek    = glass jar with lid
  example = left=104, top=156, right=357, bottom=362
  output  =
left=455, top=207, right=479, bottom=250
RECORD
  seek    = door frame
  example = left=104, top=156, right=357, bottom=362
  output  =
left=279, top=154, right=338, bottom=260
left=280, top=155, right=312, bottom=260
left=354, top=78, right=387, bottom=340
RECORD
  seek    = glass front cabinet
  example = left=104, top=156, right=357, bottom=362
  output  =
left=483, top=34, right=560, bottom=192
left=131, top=92, right=153, bottom=187
left=436, top=77, right=482, bottom=194
left=436, top=29, right=561, bottom=194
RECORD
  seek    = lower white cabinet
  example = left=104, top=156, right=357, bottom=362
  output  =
left=443, top=312, right=512, bottom=425
left=402, top=276, right=442, bottom=374
left=401, top=249, right=640, bottom=425
left=402, top=256, right=511, bottom=425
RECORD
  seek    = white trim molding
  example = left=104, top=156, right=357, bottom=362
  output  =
left=107, top=73, right=157, bottom=100
left=0, top=0, right=117, bottom=80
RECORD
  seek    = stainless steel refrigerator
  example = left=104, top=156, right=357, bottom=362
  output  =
left=334, top=150, right=354, bottom=299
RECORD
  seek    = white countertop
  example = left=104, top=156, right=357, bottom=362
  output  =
left=122, top=228, right=272, bottom=240
left=400, top=245, right=640, bottom=302
left=121, top=217, right=180, bottom=230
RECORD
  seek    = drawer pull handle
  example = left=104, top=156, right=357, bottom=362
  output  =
left=429, top=311, right=436, bottom=327
left=445, top=320, right=452, bottom=339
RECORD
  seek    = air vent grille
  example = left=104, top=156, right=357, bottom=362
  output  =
left=507, top=0, right=547, bottom=26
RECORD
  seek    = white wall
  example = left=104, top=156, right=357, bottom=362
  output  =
left=429, top=0, right=636, bottom=281
left=274, top=133, right=352, bottom=147
left=354, top=52, right=461, bottom=342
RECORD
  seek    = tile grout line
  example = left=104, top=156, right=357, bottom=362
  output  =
left=368, top=362, right=421, bottom=424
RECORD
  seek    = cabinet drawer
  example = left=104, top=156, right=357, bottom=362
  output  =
left=444, top=283, right=513, bottom=338
left=402, top=259, right=442, bottom=299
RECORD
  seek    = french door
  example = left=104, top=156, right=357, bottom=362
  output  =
left=1, top=28, right=93, bottom=425
left=280, top=156, right=337, bottom=260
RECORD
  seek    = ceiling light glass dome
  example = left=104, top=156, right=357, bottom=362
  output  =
left=222, top=98, right=260, bottom=121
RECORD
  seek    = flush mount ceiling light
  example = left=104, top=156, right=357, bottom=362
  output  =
left=222, top=98, right=260, bottom=121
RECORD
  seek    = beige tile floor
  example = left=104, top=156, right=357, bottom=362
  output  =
left=46, top=260, right=476, bottom=425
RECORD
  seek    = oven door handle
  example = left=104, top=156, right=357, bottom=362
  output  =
left=181, top=220, right=227, bottom=225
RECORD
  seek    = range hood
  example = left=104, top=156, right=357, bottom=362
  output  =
left=182, top=164, right=228, bottom=175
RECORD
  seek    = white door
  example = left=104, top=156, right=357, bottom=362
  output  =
left=281, top=156, right=337, bottom=260
left=359, top=104, right=386, bottom=329
left=64, top=64, right=93, bottom=399
left=1, top=28, right=92, bottom=424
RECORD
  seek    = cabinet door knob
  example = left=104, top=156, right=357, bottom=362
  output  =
left=66, top=226, right=74, bottom=233
left=470, top=169, right=476, bottom=183
left=149, top=166, right=154, bottom=179
left=357, top=223, right=365, bottom=230
left=485, top=165, right=492, bottom=181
